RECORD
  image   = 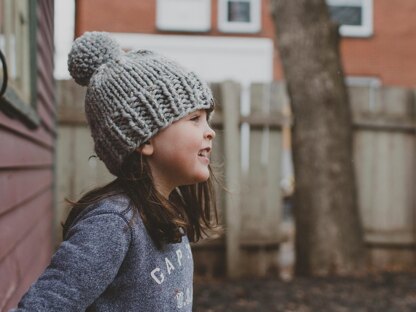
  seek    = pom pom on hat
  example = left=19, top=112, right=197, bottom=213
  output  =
left=68, top=31, right=123, bottom=86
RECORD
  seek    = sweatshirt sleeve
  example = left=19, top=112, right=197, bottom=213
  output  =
left=12, top=211, right=132, bottom=312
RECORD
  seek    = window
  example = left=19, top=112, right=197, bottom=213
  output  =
left=218, top=0, right=261, bottom=33
left=326, top=0, right=373, bottom=37
left=0, top=0, right=38, bottom=125
left=156, top=0, right=211, bottom=32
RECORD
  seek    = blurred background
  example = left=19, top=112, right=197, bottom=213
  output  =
left=1, top=0, right=415, bottom=311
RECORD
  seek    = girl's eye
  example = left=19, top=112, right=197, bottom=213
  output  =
left=191, top=115, right=200, bottom=121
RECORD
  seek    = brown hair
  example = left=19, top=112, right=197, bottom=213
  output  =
left=63, top=152, right=219, bottom=249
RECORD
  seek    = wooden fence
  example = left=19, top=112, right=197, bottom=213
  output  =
left=55, top=80, right=416, bottom=277
left=350, top=86, right=416, bottom=268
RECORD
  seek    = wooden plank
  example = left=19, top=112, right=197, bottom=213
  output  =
left=241, top=82, right=283, bottom=243
left=351, top=86, right=374, bottom=238
left=0, top=113, right=53, bottom=149
left=38, top=39, right=54, bottom=81
left=74, top=126, right=97, bottom=197
left=37, top=1, right=55, bottom=61
left=3, top=213, right=53, bottom=310
left=380, top=87, right=414, bottom=116
left=73, top=126, right=114, bottom=198
left=14, top=210, right=53, bottom=285
left=365, top=230, right=416, bottom=245
left=381, top=88, right=415, bottom=244
left=241, top=112, right=264, bottom=239
left=56, top=80, right=88, bottom=125
left=209, top=82, right=226, bottom=224
left=389, top=133, right=412, bottom=231
left=55, top=126, right=76, bottom=244
left=56, top=80, right=86, bottom=111
left=221, top=81, right=241, bottom=278
left=371, top=122, right=392, bottom=231
left=265, top=82, right=285, bottom=239
left=36, top=0, right=55, bottom=117
left=0, top=251, right=19, bottom=311
left=0, top=189, right=52, bottom=261
left=353, top=129, right=375, bottom=231
left=37, top=59, right=54, bottom=90
left=37, top=97, right=56, bottom=135
left=210, top=127, right=225, bottom=223
left=37, top=83, right=55, bottom=120
left=58, top=105, right=87, bottom=125
left=353, top=118, right=416, bottom=133
left=351, top=85, right=380, bottom=236
left=0, top=168, right=52, bottom=215
left=0, top=128, right=53, bottom=168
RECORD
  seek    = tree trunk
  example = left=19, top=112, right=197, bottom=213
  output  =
left=270, top=0, right=366, bottom=276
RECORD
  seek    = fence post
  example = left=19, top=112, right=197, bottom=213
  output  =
left=220, top=81, right=242, bottom=277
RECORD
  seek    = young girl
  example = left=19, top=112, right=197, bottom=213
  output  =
left=12, top=32, right=218, bottom=311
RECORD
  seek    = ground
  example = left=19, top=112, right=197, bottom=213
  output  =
left=194, top=271, right=416, bottom=311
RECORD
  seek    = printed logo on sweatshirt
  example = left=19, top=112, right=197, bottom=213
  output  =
left=175, top=287, right=192, bottom=309
left=150, top=244, right=192, bottom=285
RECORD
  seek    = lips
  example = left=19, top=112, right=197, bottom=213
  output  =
left=198, top=147, right=211, bottom=160
left=198, top=147, right=211, bottom=156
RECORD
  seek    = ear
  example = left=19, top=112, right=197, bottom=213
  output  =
left=137, top=140, right=154, bottom=156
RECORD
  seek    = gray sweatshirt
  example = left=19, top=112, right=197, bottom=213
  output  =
left=12, top=195, right=194, bottom=311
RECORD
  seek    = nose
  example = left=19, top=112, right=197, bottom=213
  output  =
left=205, top=124, right=216, bottom=141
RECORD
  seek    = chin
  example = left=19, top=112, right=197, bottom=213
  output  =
left=191, top=171, right=211, bottom=184
left=194, top=175, right=210, bottom=184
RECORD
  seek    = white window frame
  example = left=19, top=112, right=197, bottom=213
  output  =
left=326, top=0, right=373, bottom=37
left=218, top=0, right=261, bottom=34
left=156, top=0, right=211, bottom=32
left=0, top=0, right=38, bottom=125
left=1, top=0, right=32, bottom=104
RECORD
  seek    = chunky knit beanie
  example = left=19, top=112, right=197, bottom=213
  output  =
left=68, top=32, right=214, bottom=176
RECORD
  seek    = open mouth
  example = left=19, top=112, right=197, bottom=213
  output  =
left=198, top=147, right=211, bottom=159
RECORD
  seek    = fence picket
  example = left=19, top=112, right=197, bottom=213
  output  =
left=220, top=81, right=242, bottom=277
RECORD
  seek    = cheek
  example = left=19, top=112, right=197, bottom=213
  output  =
left=168, top=151, right=193, bottom=165
left=152, top=129, right=201, bottom=166
left=173, top=146, right=198, bottom=166
left=154, top=144, right=195, bottom=169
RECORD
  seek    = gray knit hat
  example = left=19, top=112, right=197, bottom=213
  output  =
left=68, top=32, right=214, bottom=176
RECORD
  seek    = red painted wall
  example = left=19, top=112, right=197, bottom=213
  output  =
left=0, top=1, right=55, bottom=310
left=76, top=0, right=416, bottom=88
left=341, top=0, right=416, bottom=87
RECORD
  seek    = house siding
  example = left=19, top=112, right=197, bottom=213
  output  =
left=0, top=1, right=55, bottom=310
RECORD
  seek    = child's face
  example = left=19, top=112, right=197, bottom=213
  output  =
left=141, top=109, right=215, bottom=196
